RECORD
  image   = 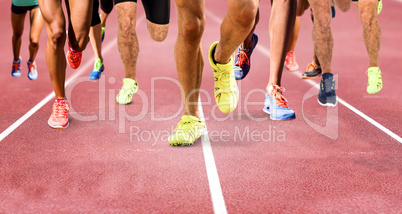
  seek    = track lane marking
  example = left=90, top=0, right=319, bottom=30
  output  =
left=205, top=9, right=401, bottom=142
left=0, top=15, right=146, bottom=142
left=198, top=97, right=228, bottom=214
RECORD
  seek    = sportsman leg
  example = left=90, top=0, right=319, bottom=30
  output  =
left=355, top=0, right=382, bottom=94
left=262, top=0, right=297, bottom=120
left=27, top=7, right=44, bottom=80
left=11, top=5, right=27, bottom=77
left=168, top=0, right=206, bottom=146
left=89, top=0, right=104, bottom=80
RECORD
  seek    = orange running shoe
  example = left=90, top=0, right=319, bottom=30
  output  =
left=67, top=46, right=82, bottom=69
left=284, top=52, right=299, bottom=72
left=48, top=99, right=70, bottom=129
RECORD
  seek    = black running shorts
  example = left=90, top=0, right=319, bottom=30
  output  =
left=91, top=0, right=101, bottom=26
left=11, top=4, right=39, bottom=14
left=114, top=0, right=170, bottom=24
left=100, top=0, right=113, bottom=14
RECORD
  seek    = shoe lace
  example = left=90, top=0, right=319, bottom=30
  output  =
left=306, top=62, right=318, bottom=72
left=12, top=63, right=19, bottom=72
left=269, top=86, right=289, bottom=108
left=235, top=50, right=250, bottom=67
left=286, top=52, right=295, bottom=64
left=367, top=70, right=382, bottom=85
left=321, top=77, right=335, bottom=92
left=54, top=101, right=69, bottom=119
left=28, top=63, right=36, bottom=74
left=174, top=119, right=205, bottom=134
left=94, top=59, right=102, bottom=71
left=69, top=49, right=81, bottom=63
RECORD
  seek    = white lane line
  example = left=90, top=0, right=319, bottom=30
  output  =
left=206, top=7, right=401, bottom=143
left=0, top=15, right=147, bottom=142
left=198, top=97, right=228, bottom=214
left=0, top=30, right=118, bottom=142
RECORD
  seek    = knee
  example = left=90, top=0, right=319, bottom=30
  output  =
left=148, top=23, right=169, bottom=42
left=229, top=1, right=258, bottom=29
left=13, top=31, right=23, bottom=39
left=48, top=24, right=65, bottom=48
left=179, top=15, right=205, bottom=42
left=29, top=38, right=39, bottom=49
left=359, top=9, right=378, bottom=28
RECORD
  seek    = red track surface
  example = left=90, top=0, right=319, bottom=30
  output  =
left=0, top=1, right=401, bottom=213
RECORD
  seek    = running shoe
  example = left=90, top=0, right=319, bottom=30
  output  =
left=234, top=33, right=258, bottom=80
left=263, top=85, right=295, bottom=120
left=89, top=58, right=104, bottom=80
left=27, top=61, right=38, bottom=80
left=367, top=67, right=382, bottom=94
left=169, top=115, right=206, bottom=146
left=116, top=78, right=138, bottom=104
left=66, top=41, right=82, bottom=69
left=12, top=56, right=21, bottom=77
left=208, top=41, right=239, bottom=113
left=301, top=62, right=322, bottom=79
left=318, top=73, right=337, bottom=107
left=48, top=99, right=70, bottom=129
left=285, top=52, right=299, bottom=72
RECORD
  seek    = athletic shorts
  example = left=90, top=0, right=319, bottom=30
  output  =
left=11, top=4, right=39, bottom=14
left=91, top=0, right=101, bottom=26
left=100, top=0, right=113, bottom=14
left=114, top=0, right=170, bottom=24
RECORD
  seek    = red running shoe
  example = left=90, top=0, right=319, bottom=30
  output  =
left=48, top=99, right=70, bottom=129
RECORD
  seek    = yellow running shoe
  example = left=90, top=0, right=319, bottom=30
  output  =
left=208, top=41, right=239, bottom=113
left=367, top=67, right=382, bottom=94
left=169, top=115, right=206, bottom=146
left=116, top=78, right=138, bottom=104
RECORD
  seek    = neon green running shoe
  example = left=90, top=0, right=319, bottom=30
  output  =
left=116, top=78, right=138, bottom=104
left=367, top=67, right=382, bottom=94
left=169, top=115, right=206, bottom=146
left=377, top=0, right=382, bottom=14
left=208, top=41, right=239, bottom=113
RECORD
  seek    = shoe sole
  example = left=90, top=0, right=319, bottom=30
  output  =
left=263, top=108, right=296, bottom=120
left=301, top=73, right=322, bottom=80
left=48, top=121, right=69, bottom=129
left=317, top=99, right=337, bottom=107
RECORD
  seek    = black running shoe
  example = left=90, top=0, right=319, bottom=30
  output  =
left=318, top=73, right=337, bottom=107
left=302, top=62, right=322, bottom=79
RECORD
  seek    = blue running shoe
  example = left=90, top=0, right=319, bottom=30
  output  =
left=318, top=73, right=337, bottom=107
left=263, top=85, right=295, bottom=120
left=27, top=61, right=38, bottom=80
left=12, top=56, right=21, bottom=77
left=89, top=58, right=104, bottom=80
left=234, top=33, right=258, bottom=80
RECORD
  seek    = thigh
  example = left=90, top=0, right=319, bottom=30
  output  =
left=11, top=7, right=27, bottom=34
left=141, top=0, right=170, bottom=24
left=91, top=0, right=101, bottom=26
left=29, top=7, right=44, bottom=40
left=37, top=0, right=65, bottom=27
left=66, top=0, right=93, bottom=35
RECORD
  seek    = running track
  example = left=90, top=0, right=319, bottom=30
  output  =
left=0, top=1, right=401, bottom=213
